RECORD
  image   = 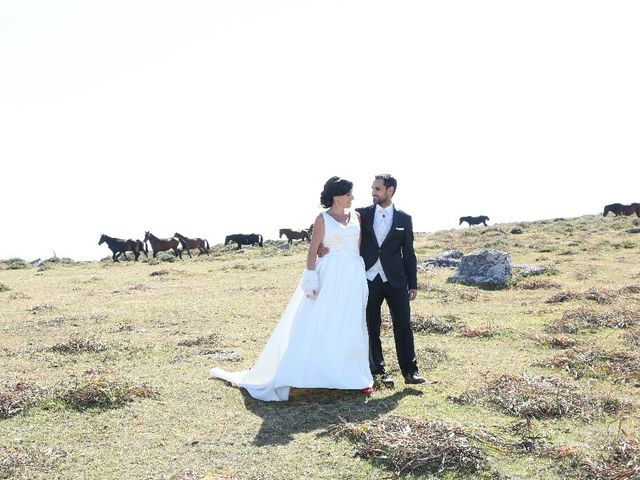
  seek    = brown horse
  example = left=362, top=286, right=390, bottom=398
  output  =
left=174, top=232, right=210, bottom=257
left=98, top=234, right=147, bottom=262
left=144, top=231, right=183, bottom=258
left=279, top=228, right=310, bottom=244
left=603, top=203, right=640, bottom=217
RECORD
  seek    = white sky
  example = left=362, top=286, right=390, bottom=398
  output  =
left=1, top=1, right=639, bottom=261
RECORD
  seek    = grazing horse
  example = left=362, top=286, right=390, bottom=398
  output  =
left=459, top=215, right=490, bottom=227
left=279, top=228, right=310, bottom=244
left=603, top=203, right=640, bottom=217
left=144, top=231, right=182, bottom=258
left=174, top=232, right=210, bottom=257
left=224, top=233, right=263, bottom=250
left=98, top=234, right=147, bottom=262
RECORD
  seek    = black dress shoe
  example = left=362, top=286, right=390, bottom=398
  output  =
left=403, top=372, right=426, bottom=384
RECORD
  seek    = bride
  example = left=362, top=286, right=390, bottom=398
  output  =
left=210, top=176, right=373, bottom=401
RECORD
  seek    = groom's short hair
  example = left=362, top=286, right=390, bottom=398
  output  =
left=375, top=174, right=397, bottom=192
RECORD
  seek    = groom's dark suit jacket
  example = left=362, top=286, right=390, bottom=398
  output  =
left=357, top=205, right=418, bottom=290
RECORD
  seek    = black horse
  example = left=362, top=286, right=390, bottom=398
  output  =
left=98, top=234, right=147, bottom=262
left=603, top=203, right=640, bottom=217
left=174, top=232, right=210, bottom=257
left=459, top=215, right=490, bottom=227
left=279, top=228, right=310, bottom=244
left=224, top=233, right=263, bottom=250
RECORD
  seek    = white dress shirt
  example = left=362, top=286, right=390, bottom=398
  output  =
left=366, top=204, right=394, bottom=282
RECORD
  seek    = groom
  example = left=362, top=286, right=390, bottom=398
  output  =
left=357, top=174, right=424, bottom=386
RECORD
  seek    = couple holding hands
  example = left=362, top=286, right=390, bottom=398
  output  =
left=211, top=174, right=424, bottom=401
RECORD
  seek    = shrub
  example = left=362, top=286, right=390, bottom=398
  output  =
left=53, top=377, right=156, bottom=411
left=0, top=284, right=10, bottom=293
left=1, top=258, right=29, bottom=270
left=329, top=416, right=486, bottom=476
left=451, top=374, right=622, bottom=419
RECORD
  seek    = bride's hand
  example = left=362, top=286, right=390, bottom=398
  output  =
left=301, top=269, right=319, bottom=300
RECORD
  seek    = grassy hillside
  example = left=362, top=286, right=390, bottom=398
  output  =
left=1, top=214, right=639, bottom=479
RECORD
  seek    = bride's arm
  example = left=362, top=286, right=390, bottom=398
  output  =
left=306, top=214, right=325, bottom=270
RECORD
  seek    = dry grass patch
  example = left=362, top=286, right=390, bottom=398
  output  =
left=620, top=285, right=640, bottom=295
left=458, top=324, right=496, bottom=338
left=546, top=307, right=640, bottom=333
left=0, top=446, right=66, bottom=479
left=541, top=347, right=640, bottom=383
left=26, top=303, right=56, bottom=314
left=626, top=328, right=640, bottom=347
left=149, top=269, right=170, bottom=276
left=583, top=287, right=617, bottom=304
left=577, top=431, right=640, bottom=480
left=0, top=382, right=45, bottom=419
left=451, top=374, right=622, bottom=420
left=52, top=376, right=156, bottom=411
left=529, top=333, right=578, bottom=349
left=51, top=334, right=109, bottom=353
left=546, top=291, right=580, bottom=304
left=177, top=332, right=223, bottom=347
left=515, top=279, right=561, bottom=290
left=412, top=314, right=461, bottom=334
left=329, top=415, right=487, bottom=476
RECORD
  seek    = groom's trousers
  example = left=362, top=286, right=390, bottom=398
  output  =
left=366, top=275, right=418, bottom=376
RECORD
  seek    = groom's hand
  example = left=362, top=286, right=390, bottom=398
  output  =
left=408, top=289, right=417, bottom=301
left=317, top=243, right=329, bottom=257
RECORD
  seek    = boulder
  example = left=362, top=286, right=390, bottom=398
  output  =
left=627, top=227, right=640, bottom=234
left=447, top=250, right=512, bottom=288
left=419, top=250, right=464, bottom=271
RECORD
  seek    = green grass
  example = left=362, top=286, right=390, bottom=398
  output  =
left=1, top=214, right=639, bottom=479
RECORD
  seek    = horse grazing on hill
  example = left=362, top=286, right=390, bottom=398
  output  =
left=144, top=231, right=182, bottom=258
left=174, top=232, right=210, bottom=257
left=459, top=215, right=490, bottom=227
left=603, top=203, right=640, bottom=217
left=279, top=228, right=310, bottom=244
left=224, top=233, right=263, bottom=250
left=99, top=234, right=147, bottom=262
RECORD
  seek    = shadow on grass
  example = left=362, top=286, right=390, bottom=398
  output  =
left=241, top=387, right=423, bottom=446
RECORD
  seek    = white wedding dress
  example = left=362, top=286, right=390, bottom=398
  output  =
left=210, top=211, right=373, bottom=401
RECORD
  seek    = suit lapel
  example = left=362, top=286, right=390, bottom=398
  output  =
left=365, top=205, right=379, bottom=247
left=381, top=206, right=398, bottom=247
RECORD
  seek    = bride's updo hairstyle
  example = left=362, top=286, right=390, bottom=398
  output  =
left=320, top=176, right=353, bottom=208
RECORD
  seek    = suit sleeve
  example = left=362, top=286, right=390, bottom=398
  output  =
left=402, top=214, right=418, bottom=290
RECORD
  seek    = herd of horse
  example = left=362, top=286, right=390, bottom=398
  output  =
left=99, top=203, right=638, bottom=261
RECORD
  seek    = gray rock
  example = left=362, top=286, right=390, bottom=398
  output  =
left=419, top=250, right=464, bottom=270
left=278, top=243, right=290, bottom=250
left=447, top=250, right=512, bottom=288
left=512, top=264, right=547, bottom=276
left=627, top=227, right=640, bottom=234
